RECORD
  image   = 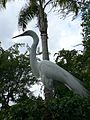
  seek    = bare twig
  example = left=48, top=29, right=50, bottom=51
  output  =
left=73, top=43, right=83, bottom=47
left=44, top=0, right=52, bottom=9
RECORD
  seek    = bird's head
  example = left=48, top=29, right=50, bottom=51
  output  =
left=12, top=30, right=32, bottom=39
left=12, top=30, right=39, bottom=45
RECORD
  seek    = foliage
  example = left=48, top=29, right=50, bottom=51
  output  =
left=18, top=0, right=38, bottom=31
left=54, top=49, right=83, bottom=77
left=81, top=1, right=90, bottom=54
left=0, top=0, right=13, bottom=8
left=0, top=95, right=90, bottom=120
left=54, top=0, right=80, bottom=18
left=81, top=1, right=90, bottom=87
left=0, top=44, right=36, bottom=109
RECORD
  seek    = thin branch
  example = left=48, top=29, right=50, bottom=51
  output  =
left=73, top=43, right=83, bottom=47
left=44, top=0, right=52, bottom=9
left=38, top=0, right=43, bottom=7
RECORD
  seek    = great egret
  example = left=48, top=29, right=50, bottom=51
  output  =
left=13, top=30, right=89, bottom=97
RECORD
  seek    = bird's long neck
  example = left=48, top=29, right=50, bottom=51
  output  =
left=30, top=32, right=40, bottom=78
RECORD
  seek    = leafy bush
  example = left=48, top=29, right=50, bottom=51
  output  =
left=0, top=96, right=90, bottom=120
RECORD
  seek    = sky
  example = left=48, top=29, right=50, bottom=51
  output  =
left=0, top=0, right=83, bottom=61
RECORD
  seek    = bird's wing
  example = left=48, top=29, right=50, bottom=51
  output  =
left=39, top=60, right=89, bottom=97
left=39, top=60, right=69, bottom=83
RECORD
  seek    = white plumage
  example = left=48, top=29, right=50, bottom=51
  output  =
left=13, top=30, right=89, bottom=97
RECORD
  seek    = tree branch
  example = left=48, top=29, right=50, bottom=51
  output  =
left=44, top=0, right=52, bottom=9
left=38, top=0, right=43, bottom=7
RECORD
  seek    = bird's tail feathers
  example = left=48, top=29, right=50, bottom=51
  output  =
left=66, top=74, right=89, bottom=97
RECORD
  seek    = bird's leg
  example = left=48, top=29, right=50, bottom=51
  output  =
left=41, top=75, right=54, bottom=99
left=44, top=87, right=54, bottom=100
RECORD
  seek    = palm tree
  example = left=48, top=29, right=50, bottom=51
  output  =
left=0, top=0, right=84, bottom=99
left=0, top=0, right=13, bottom=8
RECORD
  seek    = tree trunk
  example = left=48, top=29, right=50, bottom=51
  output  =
left=38, top=8, right=49, bottom=60
left=41, top=31, right=49, bottom=60
left=38, top=5, right=53, bottom=99
left=1, top=94, right=9, bottom=110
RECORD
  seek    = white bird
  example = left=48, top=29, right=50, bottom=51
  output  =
left=13, top=30, right=89, bottom=97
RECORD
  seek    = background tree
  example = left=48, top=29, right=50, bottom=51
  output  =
left=0, top=43, right=37, bottom=109
left=0, top=95, right=90, bottom=120
left=81, top=1, right=90, bottom=88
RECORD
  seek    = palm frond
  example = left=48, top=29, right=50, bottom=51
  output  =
left=0, top=0, right=8, bottom=8
left=54, top=0, right=81, bottom=17
left=18, top=2, right=38, bottom=31
left=0, top=0, right=14, bottom=8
